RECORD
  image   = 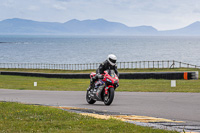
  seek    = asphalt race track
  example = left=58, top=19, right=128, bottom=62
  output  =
left=1, top=89, right=200, bottom=131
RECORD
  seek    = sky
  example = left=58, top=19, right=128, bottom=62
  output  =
left=1, top=0, right=200, bottom=30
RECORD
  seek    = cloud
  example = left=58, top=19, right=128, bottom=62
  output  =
left=193, top=9, right=200, bottom=13
left=1, top=0, right=19, bottom=8
left=28, top=6, right=40, bottom=11
left=53, top=4, right=67, bottom=10
left=55, top=0, right=71, bottom=2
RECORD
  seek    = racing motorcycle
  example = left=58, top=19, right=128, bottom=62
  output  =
left=86, top=70, right=119, bottom=105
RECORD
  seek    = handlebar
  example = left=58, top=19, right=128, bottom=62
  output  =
left=97, top=74, right=103, bottom=79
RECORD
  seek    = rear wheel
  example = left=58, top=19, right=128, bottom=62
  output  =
left=104, top=88, right=114, bottom=105
left=86, top=90, right=96, bottom=104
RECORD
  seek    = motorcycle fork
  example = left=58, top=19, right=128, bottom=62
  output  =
left=105, top=85, right=114, bottom=94
left=105, top=87, right=108, bottom=94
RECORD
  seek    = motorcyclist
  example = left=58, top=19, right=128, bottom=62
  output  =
left=89, top=54, right=119, bottom=90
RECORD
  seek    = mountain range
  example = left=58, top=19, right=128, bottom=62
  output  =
left=0, top=18, right=200, bottom=35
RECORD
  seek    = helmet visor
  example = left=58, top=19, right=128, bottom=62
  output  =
left=109, top=58, right=116, bottom=64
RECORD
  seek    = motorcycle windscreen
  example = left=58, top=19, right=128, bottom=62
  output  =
left=105, top=69, right=116, bottom=78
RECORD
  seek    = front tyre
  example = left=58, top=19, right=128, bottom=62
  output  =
left=104, top=88, right=114, bottom=106
left=86, top=90, right=96, bottom=104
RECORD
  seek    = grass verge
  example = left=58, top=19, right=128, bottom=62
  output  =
left=0, top=75, right=200, bottom=92
left=0, top=102, right=178, bottom=133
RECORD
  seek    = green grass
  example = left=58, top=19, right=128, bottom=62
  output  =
left=0, top=75, right=88, bottom=91
left=119, top=79, right=200, bottom=92
left=0, top=75, right=200, bottom=92
left=0, top=102, right=178, bottom=133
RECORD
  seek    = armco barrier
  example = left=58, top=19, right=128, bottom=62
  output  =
left=0, top=72, right=89, bottom=79
left=119, top=72, right=198, bottom=80
left=0, top=71, right=198, bottom=80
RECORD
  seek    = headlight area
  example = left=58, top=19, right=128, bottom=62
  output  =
left=106, top=79, right=112, bottom=82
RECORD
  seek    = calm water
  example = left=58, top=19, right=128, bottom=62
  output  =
left=0, top=35, right=200, bottom=65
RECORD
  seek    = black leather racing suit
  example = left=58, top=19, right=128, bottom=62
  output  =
left=96, top=60, right=119, bottom=77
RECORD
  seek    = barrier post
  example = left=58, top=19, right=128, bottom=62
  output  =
left=162, top=61, right=164, bottom=68
left=153, top=61, right=154, bottom=68
left=135, top=62, right=137, bottom=69
left=168, top=61, right=169, bottom=68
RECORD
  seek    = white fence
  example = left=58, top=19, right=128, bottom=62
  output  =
left=0, top=60, right=199, bottom=70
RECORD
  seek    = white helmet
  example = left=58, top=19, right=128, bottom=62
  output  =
left=107, top=54, right=117, bottom=66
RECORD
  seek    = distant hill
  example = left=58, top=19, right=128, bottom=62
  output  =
left=0, top=18, right=200, bottom=35
left=0, top=18, right=64, bottom=34
left=160, top=21, right=200, bottom=35
left=0, top=18, right=157, bottom=35
left=62, top=19, right=157, bottom=35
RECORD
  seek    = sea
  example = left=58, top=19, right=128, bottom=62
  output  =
left=0, top=35, right=200, bottom=66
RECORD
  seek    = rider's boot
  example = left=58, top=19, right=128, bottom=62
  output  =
left=88, top=75, right=98, bottom=91
left=87, top=78, right=94, bottom=90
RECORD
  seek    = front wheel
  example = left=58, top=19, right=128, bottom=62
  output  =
left=86, top=90, right=96, bottom=104
left=104, top=88, right=114, bottom=106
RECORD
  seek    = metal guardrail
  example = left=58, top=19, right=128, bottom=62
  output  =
left=0, top=60, right=199, bottom=70
left=0, top=71, right=198, bottom=80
